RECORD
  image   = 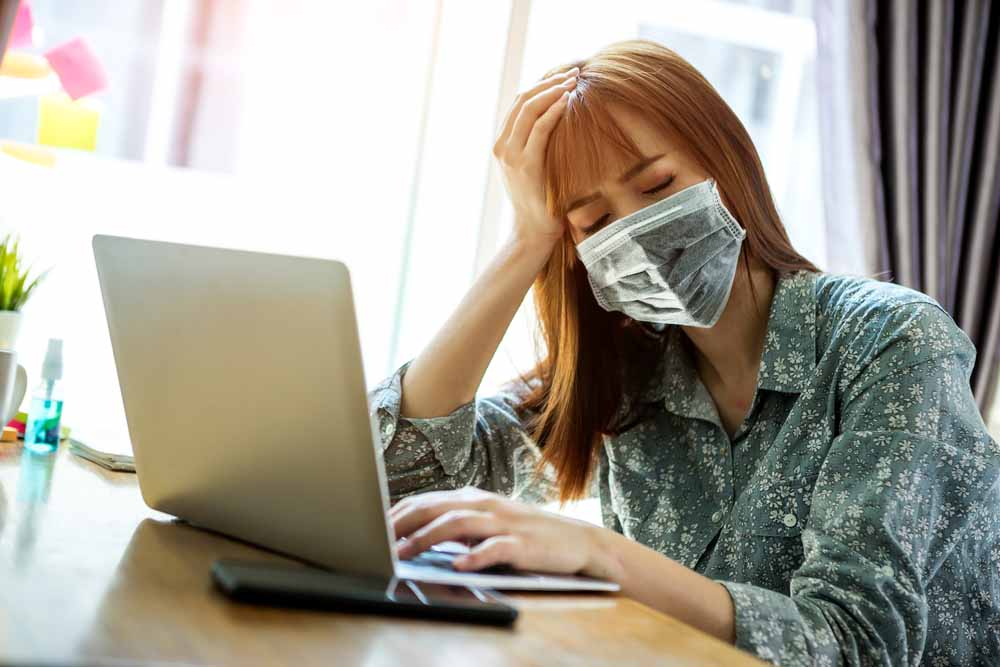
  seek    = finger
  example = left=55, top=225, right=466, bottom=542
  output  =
left=396, top=509, right=500, bottom=559
left=523, top=89, right=570, bottom=158
left=388, top=495, right=426, bottom=520
left=495, top=67, right=578, bottom=151
left=388, top=491, right=432, bottom=518
left=388, top=497, right=410, bottom=518
left=495, top=67, right=576, bottom=142
left=391, top=496, right=495, bottom=540
left=452, top=535, right=522, bottom=571
left=388, top=487, right=456, bottom=519
left=507, top=78, right=576, bottom=156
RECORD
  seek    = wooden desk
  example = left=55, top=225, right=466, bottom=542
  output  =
left=0, top=442, right=764, bottom=666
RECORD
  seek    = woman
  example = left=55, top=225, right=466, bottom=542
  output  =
left=369, top=40, right=999, bottom=665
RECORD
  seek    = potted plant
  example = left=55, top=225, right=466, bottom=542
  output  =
left=0, top=234, right=46, bottom=351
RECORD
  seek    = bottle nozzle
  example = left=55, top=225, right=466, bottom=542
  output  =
left=41, top=338, right=63, bottom=381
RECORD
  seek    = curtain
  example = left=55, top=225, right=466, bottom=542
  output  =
left=816, top=0, right=1000, bottom=420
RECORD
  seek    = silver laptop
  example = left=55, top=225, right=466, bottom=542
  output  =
left=93, top=235, right=618, bottom=593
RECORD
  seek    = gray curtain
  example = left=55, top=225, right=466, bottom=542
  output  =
left=817, top=0, right=1000, bottom=420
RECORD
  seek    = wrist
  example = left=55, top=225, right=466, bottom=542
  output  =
left=506, top=227, right=561, bottom=259
left=495, top=234, right=558, bottom=280
left=583, top=523, right=628, bottom=584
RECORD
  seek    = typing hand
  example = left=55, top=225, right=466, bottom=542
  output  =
left=389, top=486, right=613, bottom=579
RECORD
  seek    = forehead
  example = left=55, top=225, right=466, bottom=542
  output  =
left=548, top=103, right=680, bottom=213
left=610, top=105, right=675, bottom=154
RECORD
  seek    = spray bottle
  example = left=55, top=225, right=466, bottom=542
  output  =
left=24, top=338, right=64, bottom=454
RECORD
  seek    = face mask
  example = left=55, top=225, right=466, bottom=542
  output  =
left=575, top=178, right=745, bottom=328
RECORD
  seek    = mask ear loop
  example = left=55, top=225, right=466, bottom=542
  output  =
left=710, top=180, right=745, bottom=242
left=706, top=179, right=766, bottom=327
left=734, top=221, right=765, bottom=318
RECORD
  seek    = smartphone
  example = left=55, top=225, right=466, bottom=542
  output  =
left=211, top=559, right=518, bottom=626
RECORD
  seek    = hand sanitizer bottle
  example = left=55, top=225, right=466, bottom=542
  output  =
left=25, top=339, right=64, bottom=454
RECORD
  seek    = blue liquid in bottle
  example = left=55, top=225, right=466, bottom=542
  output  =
left=25, top=340, right=66, bottom=455
left=25, top=386, right=64, bottom=454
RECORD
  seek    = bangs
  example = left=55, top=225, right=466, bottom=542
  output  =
left=543, top=93, right=645, bottom=219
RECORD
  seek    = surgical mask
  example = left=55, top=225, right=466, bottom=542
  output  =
left=575, top=178, right=745, bottom=328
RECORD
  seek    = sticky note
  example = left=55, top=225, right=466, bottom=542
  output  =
left=44, top=38, right=107, bottom=99
left=0, top=51, right=51, bottom=78
left=37, top=93, right=99, bottom=151
left=1, top=140, right=56, bottom=167
left=7, top=411, right=27, bottom=435
left=9, top=2, right=34, bottom=49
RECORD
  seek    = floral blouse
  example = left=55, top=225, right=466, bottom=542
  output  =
left=368, top=270, right=1000, bottom=666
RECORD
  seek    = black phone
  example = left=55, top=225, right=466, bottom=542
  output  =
left=211, top=559, right=518, bottom=627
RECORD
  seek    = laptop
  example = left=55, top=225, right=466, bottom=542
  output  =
left=92, top=235, right=618, bottom=593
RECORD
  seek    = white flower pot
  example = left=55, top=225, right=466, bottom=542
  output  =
left=0, top=310, right=23, bottom=351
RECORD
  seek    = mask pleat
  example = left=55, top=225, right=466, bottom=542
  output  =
left=577, top=178, right=745, bottom=328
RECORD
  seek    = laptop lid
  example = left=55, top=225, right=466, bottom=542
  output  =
left=93, top=234, right=397, bottom=579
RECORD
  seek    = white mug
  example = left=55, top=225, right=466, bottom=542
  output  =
left=0, top=350, right=27, bottom=427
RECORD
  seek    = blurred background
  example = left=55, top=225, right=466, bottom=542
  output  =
left=0, top=0, right=997, bottom=444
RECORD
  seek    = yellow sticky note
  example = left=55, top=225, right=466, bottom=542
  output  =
left=37, top=93, right=99, bottom=151
left=0, top=140, right=56, bottom=167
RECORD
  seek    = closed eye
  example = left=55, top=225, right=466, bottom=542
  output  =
left=643, top=176, right=674, bottom=196
left=579, top=176, right=676, bottom=236
left=580, top=214, right=610, bottom=236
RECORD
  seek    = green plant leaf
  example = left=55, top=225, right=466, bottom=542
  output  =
left=0, top=233, right=46, bottom=311
left=14, top=268, right=47, bottom=311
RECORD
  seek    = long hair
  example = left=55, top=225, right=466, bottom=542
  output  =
left=513, top=39, right=820, bottom=504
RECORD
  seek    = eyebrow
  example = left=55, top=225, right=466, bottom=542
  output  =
left=565, top=153, right=666, bottom=213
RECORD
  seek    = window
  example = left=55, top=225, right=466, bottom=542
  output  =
left=5, top=1, right=447, bottom=441
left=2, top=0, right=824, bottom=444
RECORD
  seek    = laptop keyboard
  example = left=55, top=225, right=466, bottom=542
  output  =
left=409, top=548, right=517, bottom=575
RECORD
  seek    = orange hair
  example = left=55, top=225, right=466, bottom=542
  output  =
left=514, top=39, right=820, bottom=503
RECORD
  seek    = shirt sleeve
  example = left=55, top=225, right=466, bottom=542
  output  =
left=718, top=301, right=1000, bottom=665
left=367, top=359, right=558, bottom=506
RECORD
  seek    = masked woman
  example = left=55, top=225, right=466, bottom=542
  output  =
left=369, top=39, right=1000, bottom=666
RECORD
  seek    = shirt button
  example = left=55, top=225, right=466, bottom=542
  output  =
left=711, top=510, right=723, bottom=523
left=782, top=513, right=798, bottom=528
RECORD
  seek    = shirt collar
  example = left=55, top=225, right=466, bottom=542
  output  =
left=755, top=270, right=818, bottom=393
left=638, top=270, right=819, bottom=414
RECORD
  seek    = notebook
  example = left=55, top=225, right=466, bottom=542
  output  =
left=68, top=431, right=135, bottom=472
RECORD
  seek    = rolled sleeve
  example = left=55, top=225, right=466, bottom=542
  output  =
left=367, top=359, right=557, bottom=504
left=719, top=302, right=1000, bottom=665
left=719, top=580, right=837, bottom=664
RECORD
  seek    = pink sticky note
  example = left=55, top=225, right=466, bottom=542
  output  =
left=9, top=2, right=33, bottom=49
left=44, top=38, right=107, bottom=99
